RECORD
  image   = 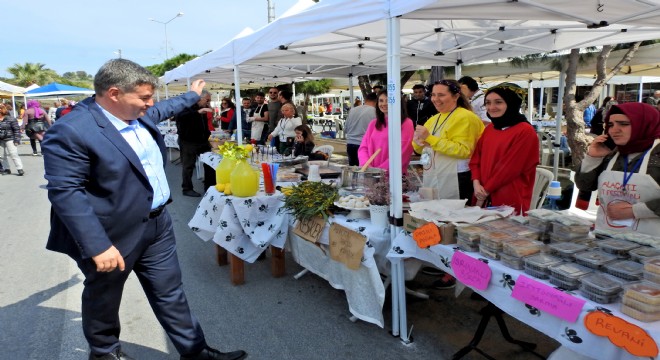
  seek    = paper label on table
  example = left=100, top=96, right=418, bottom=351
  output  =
left=329, top=223, right=366, bottom=270
left=293, top=216, right=326, bottom=243
left=511, top=275, right=585, bottom=323
left=584, top=310, right=658, bottom=357
left=412, top=223, right=441, bottom=248
left=451, top=252, right=492, bottom=290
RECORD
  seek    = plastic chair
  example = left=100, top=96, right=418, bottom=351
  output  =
left=530, top=167, right=553, bottom=210
left=312, top=145, right=334, bottom=165
left=566, top=171, right=598, bottom=221
left=538, top=132, right=565, bottom=167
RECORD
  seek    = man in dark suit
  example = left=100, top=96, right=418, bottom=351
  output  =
left=42, top=59, right=246, bottom=360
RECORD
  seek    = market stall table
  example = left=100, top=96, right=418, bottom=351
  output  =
left=387, top=232, right=660, bottom=360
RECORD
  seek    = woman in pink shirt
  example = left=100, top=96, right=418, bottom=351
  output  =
left=358, top=90, right=414, bottom=174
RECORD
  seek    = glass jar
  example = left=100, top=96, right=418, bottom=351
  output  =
left=230, top=160, right=259, bottom=197
left=216, top=157, right=237, bottom=185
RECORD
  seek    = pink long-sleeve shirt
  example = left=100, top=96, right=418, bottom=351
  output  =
left=358, top=117, right=414, bottom=174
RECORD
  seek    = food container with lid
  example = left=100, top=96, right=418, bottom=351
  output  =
left=483, top=219, right=514, bottom=230
left=505, top=225, right=542, bottom=241
left=629, top=247, right=660, bottom=263
left=499, top=252, right=525, bottom=270
left=597, top=239, right=640, bottom=258
left=622, top=294, right=660, bottom=314
left=548, top=231, right=590, bottom=244
left=574, top=250, right=618, bottom=269
left=503, top=239, right=543, bottom=257
left=551, top=218, right=592, bottom=239
left=548, top=242, right=590, bottom=260
left=620, top=303, right=660, bottom=322
left=580, top=273, right=623, bottom=296
left=478, top=244, right=500, bottom=260
left=524, top=253, right=564, bottom=272
left=456, top=225, right=489, bottom=243
left=623, top=282, right=660, bottom=305
left=528, top=217, right=552, bottom=232
left=457, top=238, right=479, bottom=252
left=643, top=271, right=660, bottom=284
left=604, top=260, right=644, bottom=281
left=644, top=256, right=660, bottom=274
left=480, top=230, right=514, bottom=250
left=548, top=263, right=593, bottom=283
left=549, top=275, right=581, bottom=290
left=579, top=286, right=621, bottom=304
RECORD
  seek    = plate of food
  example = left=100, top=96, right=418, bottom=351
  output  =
left=334, top=195, right=370, bottom=218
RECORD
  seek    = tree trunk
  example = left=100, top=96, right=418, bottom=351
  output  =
left=400, top=71, right=415, bottom=88
left=563, top=43, right=642, bottom=168
left=357, top=75, right=371, bottom=99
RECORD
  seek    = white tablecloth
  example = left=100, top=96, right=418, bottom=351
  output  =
left=387, top=232, right=660, bottom=360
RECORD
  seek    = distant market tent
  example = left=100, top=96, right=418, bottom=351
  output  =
left=25, top=82, right=94, bottom=98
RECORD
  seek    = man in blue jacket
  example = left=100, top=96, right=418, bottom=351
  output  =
left=42, top=59, right=246, bottom=360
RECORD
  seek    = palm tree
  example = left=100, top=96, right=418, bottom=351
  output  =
left=6, top=62, right=58, bottom=87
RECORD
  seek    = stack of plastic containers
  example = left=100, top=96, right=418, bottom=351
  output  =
left=579, top=273, right=624, bottom=303
left=523, top=253, right=564, bottom=279
left=549, top=216, right=592, bottom=244
left=621, top=282, right=660, bottom=322
left=456, top=224, right=488, bottom=252
left=548, top=263, right=594, bottom=290
left=604, top=260, right=644, bottom=281
left=479, top=230, right=513, bottom=260
left=643, top=257, right=660, bottom=284
left=548, top=242, right=590, bottom=261
left=574, top=249, right=618, bottom=270
left=526, top=209, right=558, bottom=242
left=630, top=247, right=660, bottom=263
left=597, top=239, right=641, bottom=259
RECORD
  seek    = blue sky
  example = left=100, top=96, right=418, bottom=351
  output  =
left=2, top=0, right=299, bottom=79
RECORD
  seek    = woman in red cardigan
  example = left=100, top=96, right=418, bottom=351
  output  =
left=216, top=97, right=235, bottom=130
left=469, top=83, right=539, bottom=215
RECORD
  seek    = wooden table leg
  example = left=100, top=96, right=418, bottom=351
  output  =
left=215, top=245, right=228, bottom=266
left=270, top=246, right=286, bottom=278
left=229, top=254, right=245, bottom=285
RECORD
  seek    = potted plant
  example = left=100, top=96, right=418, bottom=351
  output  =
left=365, top=177, right=390, bottom=227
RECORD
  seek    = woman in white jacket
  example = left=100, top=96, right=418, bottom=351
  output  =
left=268, top=102, right=302, bottom=155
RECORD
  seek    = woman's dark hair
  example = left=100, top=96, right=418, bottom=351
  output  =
left=375, top=90, right=408, bottom=131
left=458, top=76, right=479, bottom=92
left=601, top=96, right=612, bottom=108
left=294, top=124, right=314, bottom=143
left=433, top=80, right=473, bottom=112
left=222, top=97, right=235, bottom=109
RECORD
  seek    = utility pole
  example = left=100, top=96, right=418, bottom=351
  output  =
left=267, top=0, right=275, bottom=23
left=149, top=12, right=184, bottom=60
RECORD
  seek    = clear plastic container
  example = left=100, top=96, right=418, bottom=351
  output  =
left=597, top=239, right=640, bottom=258
left=548, top=263, right=593, bottom=283
left=551, top=219, right=592, bottom=238
left=579, top=286, right=621, bottom=304
left=644, top=257, right=660, bottom=275
left=574, top=250, right=618, bottom=269
left=604, top=260, right=644, bottom=281
left=629, top=247, right=660, bottom=263
left=499, top=252, right=525, bottom=270
left=505, top=225, right=542, bottom=241
left=549, top=275, right=580, bottom=290
left=528, top=217, right=552, bottom=232
left=623, top=282, right=660, bottom=305
left=503, top=239, right=543, bottom=257
left=524, top=253, right=564, bottom=272
left=548, top=242, right=590, bottom=260
left=524, top=265, right=552, bottom=279
left=621, top=303, right=660, bottom=322
left=580, top=273, right=623, bottom=296
left=480, top=230, right=514, bottom=250
left=483, top=219, right=515, bottom=230
left=643, top=271, right=660, bottom=284
left=479, top=244, right=500, bottom=260
left=548, top=231, right=590, bottom=243
left=456, top=225, right=488, bottom=242
left=457, top=237, right=479, bottom=252
left=622, top=294, right=660, bottom=313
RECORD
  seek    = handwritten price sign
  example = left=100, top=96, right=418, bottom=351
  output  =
left=451, top=252, right=492, bottom=290
left=412, top=223, right=441, bottom=248
left=511, top=275, right=585, bottom=323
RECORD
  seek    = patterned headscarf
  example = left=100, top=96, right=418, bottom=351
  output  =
left=605, top=102, right=660, bottom=155
left=27, top=99, right=44, bottom=118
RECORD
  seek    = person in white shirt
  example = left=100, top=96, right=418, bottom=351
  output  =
left=268, top=103, right=302, bottom=155
left=459, top=76, right=489, bottom=125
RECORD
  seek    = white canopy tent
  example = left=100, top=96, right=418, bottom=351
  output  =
left=165, top=0, right=660, bottom=348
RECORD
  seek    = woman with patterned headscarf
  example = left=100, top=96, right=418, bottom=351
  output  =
left=469, top=83, right=539, bottom=214
left=576, top=102, right=660, bottom=236
left=21, top=99, right=52, bottom=151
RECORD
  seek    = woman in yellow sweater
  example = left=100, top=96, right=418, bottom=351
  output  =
left=413, top=80, right=484, bottom=201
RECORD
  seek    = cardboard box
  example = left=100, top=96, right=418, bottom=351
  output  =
left=403, top=213, right=456, bottom=244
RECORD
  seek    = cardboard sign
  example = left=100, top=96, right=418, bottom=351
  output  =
left=451, top=252, right=492, bottom=290
left=403, top=213, right=456, bottom=244
left=511, top=275, right=586, bottom=323
left=329, top=223, right=366, bottom=270
left=412, top=222, right=441, bottom=248
left=584, top=311, right=658, bottom=357
left=293, top=216, right=326, bottom=243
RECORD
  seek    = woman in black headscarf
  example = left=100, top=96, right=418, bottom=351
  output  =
left=469, top=83, right=539, bottom=214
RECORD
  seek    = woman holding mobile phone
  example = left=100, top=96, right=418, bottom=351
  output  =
left=575, top=102, right=660, bottom=235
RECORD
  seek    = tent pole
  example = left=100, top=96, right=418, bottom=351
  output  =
left=455, top=63, right=462, bottom=80
left=234, top=65, right=243, bottom=145
left=348, top=69, right=355, bottom=107
left=554, top=70, right=566, bottom=180
left=638, top=78, right=644, bottom=102
left=527, top=80, right=534, bottom=121
left=539, top=80, right=545, bottom=120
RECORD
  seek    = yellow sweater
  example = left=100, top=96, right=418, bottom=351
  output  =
left=412, top=107, right=484, bottom=159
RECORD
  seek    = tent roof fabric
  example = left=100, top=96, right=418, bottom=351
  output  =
left=0, top=80, right=26, bottom=96
left=25, top=82, right=94, bottom=97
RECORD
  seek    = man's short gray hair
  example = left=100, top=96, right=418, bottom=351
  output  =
left=94, top=59, right=159, bottom=96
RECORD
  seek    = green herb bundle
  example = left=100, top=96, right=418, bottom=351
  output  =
left=282, top=181, right=338, bottom=221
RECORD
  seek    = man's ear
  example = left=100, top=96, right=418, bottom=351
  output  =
left=106, top=87, right=120, bottom=102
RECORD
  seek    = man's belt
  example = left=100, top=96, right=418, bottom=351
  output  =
left=149, top=198, right=172, bottom=218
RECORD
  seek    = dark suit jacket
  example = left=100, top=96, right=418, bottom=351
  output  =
left=43, top=92, right=200, bottom=261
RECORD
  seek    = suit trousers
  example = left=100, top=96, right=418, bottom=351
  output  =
left=179, top=139, right=211, bottom=192
left=346, top=144, right=360, bottom=166
left=77, top=209, right=207, bottom=356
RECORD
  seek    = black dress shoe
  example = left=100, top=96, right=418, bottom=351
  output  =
left=17, top=169, right=24, bottom=176
left=89, top=348, right=135, bottom=360
left=183, top=189, right=202, bottom=197
left=180, top=346, right=247, bottom=360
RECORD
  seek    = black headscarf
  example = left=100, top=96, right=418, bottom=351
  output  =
left=485, top=83, right=529, bottom=130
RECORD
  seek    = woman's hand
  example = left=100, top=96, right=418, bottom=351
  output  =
left=473, top=180, right=489, bottom=201
left=606, top=201, right=634, bottom=220
left=295, top=133, right=303, bottom=142
left=414, top=125, right=430, bottom=141
left=587, top=135, right=614, bottom=157
left=267, top=134, right=273, bottom=142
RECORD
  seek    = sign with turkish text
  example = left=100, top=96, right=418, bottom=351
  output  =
left=412, top=223, right=441, bottom=248
left=329, top=223, right=366, bottom=270
left=451, top=252, right=492, bottom=290
left=293, top=216, right=326, bottom=243
left=584, top=310, right=658, bottom=357
left=511, top=275, right=585, bottom=323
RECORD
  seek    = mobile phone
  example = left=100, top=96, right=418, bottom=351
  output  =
left=603, top=136, right=616, bottom=150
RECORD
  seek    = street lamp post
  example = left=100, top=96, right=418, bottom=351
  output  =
left=149, top=12, right=184, bottom=60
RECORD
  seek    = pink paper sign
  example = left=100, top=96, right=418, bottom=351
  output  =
left=511, top=275, right=586, bottom=323
left=451, top=252, right=492, bottom=290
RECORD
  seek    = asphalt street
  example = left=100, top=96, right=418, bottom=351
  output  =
left=0, top=147, right=560, bottom=360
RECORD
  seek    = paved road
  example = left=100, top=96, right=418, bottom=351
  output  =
left=0, top=147, right=559, bottom=360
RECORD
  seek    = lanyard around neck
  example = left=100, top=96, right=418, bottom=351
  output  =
left=432, top=107, right=457, bottom=135
left=622, top=151, right=649, bottom=188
